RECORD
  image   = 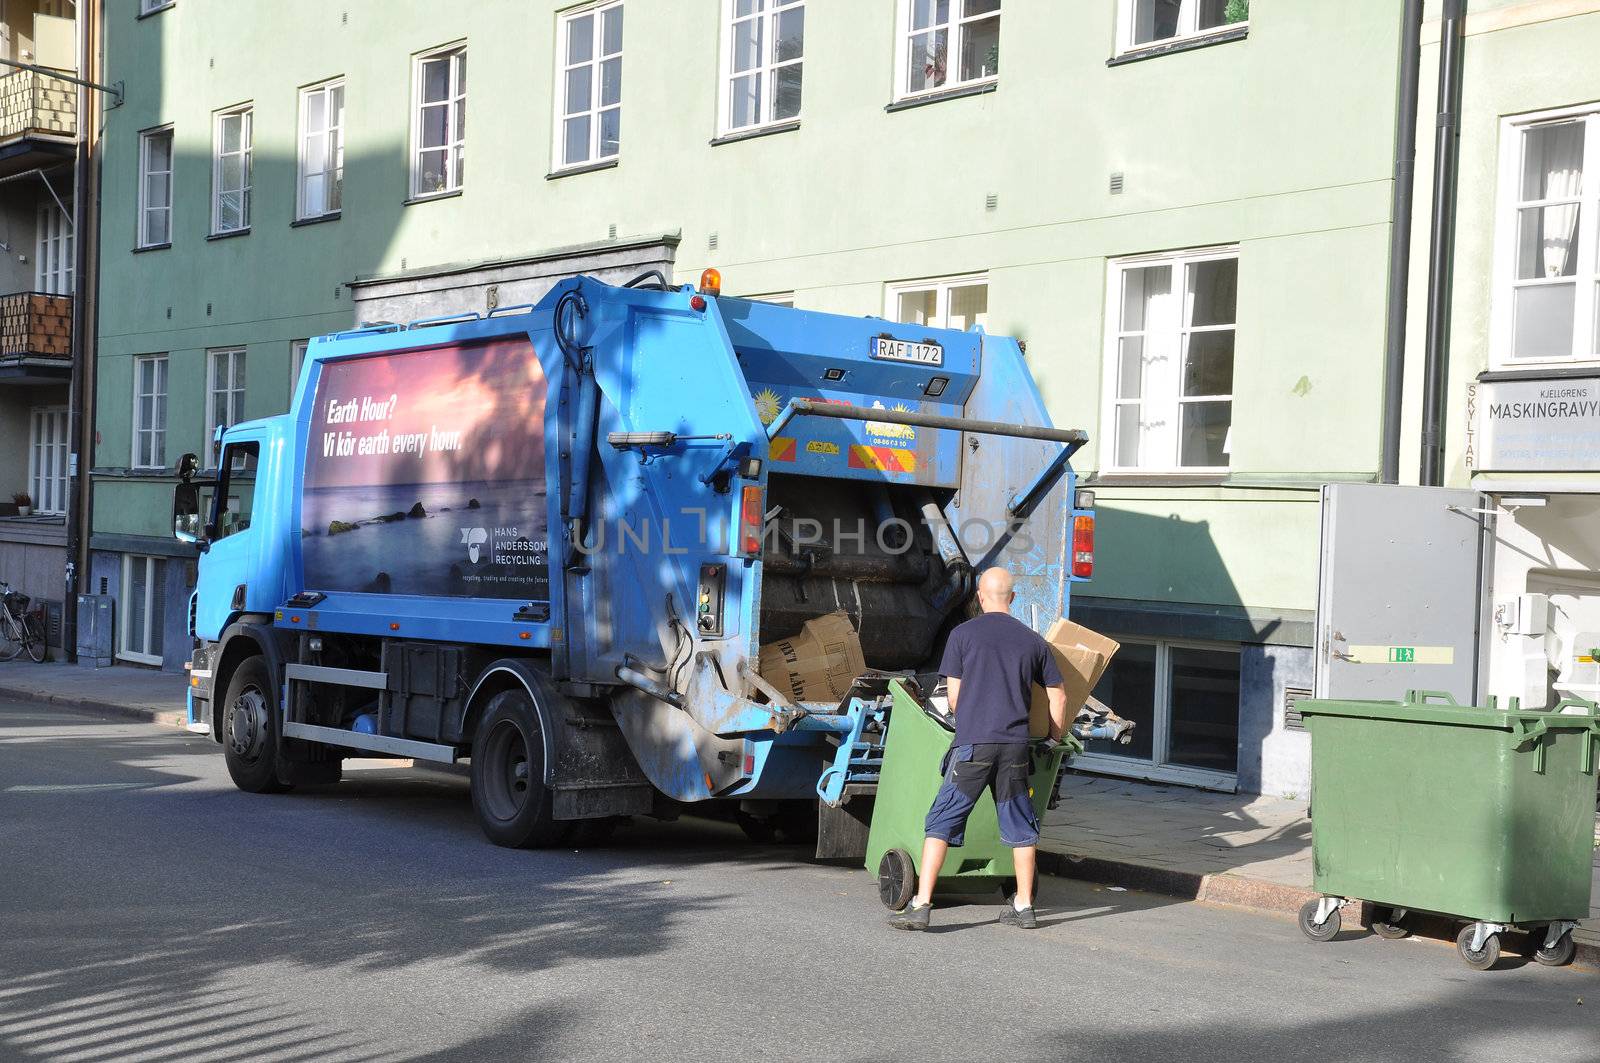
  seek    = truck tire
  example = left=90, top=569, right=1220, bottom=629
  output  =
left=471, top=689, right=566, bottom=848
left=221, top=656, right=291, bottom=794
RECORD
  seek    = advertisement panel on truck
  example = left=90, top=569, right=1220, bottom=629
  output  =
left=300, top=337, right=550, bottom=601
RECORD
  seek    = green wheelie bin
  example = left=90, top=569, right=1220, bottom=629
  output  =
left=867, top=677, right=1080, bottom=909
left=1297, top=690, right=1600, bottom=970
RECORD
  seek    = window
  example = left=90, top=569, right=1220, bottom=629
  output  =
left=28, top=407, right=68, bottom=516
left=555, top=2, right=623, bottom=169
left=132, top=354, right=168, bottom=470
left=746, top=292, right=795, bottom=307
left=895, top=0, right=999, bottom=101
left=210, top=442, right=259, bottom=540
left=1120, top=0, right=1248, bottom=52
left=139, top=0, right=173, bottom=14
left=298, top=80, right=345, bottom=220
left=720, top=0, right=804, bottom=134
left=412, top=45, right=466, bottom=197
left=137, top=127, right=173, bottom=248
left=211, top=107, right=252, bottom=234
left=206, top=348, right=247, bottom=463
left=887, top=274, right=988, bottom=331
left=119, top=554, right=168, bottom=665
left=35, top=202, right=73, bottom=294
left=1493, top=108, right=1600, bottom=366
left=290, top=339, right=310, bottom=399
left=1079, top=638, right=1241, bottom=787
left=1104, top=248, right=1237, bottom=471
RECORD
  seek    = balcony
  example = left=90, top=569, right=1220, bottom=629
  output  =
left=0, top=68, right=76, bottom=177
left=0, top=291, right=72, bottom=382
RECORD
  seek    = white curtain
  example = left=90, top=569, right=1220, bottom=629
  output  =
left=1532, top=123, right=1584, bottom=278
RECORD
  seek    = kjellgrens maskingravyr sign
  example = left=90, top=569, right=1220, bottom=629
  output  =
left=1475, top=376, right=1600, bottom=472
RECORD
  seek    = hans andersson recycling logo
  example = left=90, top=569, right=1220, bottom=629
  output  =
left=461, top=527, right=489, bottom=563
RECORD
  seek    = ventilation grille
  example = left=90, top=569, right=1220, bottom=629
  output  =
left=708, top=232, right=719, bottom=251
left=985, top=193, right=998, bottom=211
left=608, top=223, right=617, bottom=240
left=44, top=600, right=62, bottom=646
left=1109, top=171, right=1125, bottom=195
left=1283, top=686, right=1312, bottom=733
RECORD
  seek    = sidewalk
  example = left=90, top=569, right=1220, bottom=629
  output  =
left=1038, top=772, right=1600, bottom=950
left=0, top=659, right=189, bottom=728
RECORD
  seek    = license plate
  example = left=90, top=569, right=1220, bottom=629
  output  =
left=870, top=336, right=944, bottom=367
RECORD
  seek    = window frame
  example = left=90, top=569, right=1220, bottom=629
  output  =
left=553, top=1, right=625, bottom=171
left=410, top=43, right=467, bottom=199
left=131, top=353, right=169, bottom=471
left=289, top=339, right=310, bottom=400
left=117, top=553, right=168, bottom=666
left=1490, top=104, right=1600, bottom=370
left=137, top=125, right=173, bottom=249
left=1100, top=246, right=1238, bottom=475
left=1115, top=0, right=1249, bottom=56
left=35, top=200, right=73, bottom=295
left=718, top=0, right=805, bottom=136
left=139, top=0, right=174, bottom=15
left=210, top=105, right=253, bottom=235
left=885, top=273, right=989, bottom=331
left=892, top=0, right=1001, bottom=103
left=205, top=347, right=247, bottom=465
left=28, top=406, right=69, bottom=516
left=1073, top=635, right=1241, bottom=792
left=297, top=79, right=346, bottom=221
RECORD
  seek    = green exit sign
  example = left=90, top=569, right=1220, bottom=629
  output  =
left=1388, top=647, right=1416, bottom=663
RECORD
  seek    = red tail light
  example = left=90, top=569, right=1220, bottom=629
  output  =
left=740, top=485, right=764, bottom=557
left=1072, top=514, right=1095, bottom=578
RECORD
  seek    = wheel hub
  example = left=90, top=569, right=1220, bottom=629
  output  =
left=228, top=689, right=268, bottom=759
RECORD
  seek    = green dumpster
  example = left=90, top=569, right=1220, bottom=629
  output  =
left=1297, top=690, right=1600, bottom=970
left=867, top=677, right=1079, bottom=908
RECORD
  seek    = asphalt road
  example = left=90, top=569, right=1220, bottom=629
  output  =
left=1, top=697, right=1594, bottom=1063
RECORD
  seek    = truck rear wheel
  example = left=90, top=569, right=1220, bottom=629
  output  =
left=471, top=689, right=566, bottom=848
left=222, top=656, right=290, bottom=794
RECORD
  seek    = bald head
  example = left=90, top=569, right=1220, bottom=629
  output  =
left=976, top=567, right=1015, bottom=613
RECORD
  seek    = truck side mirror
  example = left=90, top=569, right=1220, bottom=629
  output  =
left=173, top=482, right=204, bottom=544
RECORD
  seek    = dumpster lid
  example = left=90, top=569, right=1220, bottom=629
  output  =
left=1297, top=690, right=1600, bottom=731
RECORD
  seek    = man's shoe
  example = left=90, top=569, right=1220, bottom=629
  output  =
left=887, top=902, right=931, bottom=931
left=999, top=899, right=1038, bottom=929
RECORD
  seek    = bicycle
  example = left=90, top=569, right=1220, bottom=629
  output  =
left=0, top=581, right=47, bottom=663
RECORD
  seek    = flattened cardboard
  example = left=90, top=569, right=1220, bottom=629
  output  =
left=1030, top=618, right=1120, bottom=738
left=757, top=611, right=868, bottom=705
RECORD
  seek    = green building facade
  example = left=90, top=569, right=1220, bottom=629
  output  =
left=92, top=0, right=1448, bottom=796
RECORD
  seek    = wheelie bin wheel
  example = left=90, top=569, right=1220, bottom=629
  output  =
left=878, top=848, right=916, bottom=911
left=1298, top=898, right=1341, bottom=942
left=1456, top=925, right=1501, bottom=971
left=1370, top=909, right=1409, bottom=940
left=1533, top=931, right=1576, bottom=968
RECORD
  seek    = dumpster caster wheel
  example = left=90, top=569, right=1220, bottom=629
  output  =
left=1371, top=909, right=1409, bottom=940
left=1298, top=898, right=1341, bottom=942
left=1456, top=925, right=1501, bottom=971
left=878, top=848, right=916, bottom=911
left=1534, top=932, right=1576, bottom=968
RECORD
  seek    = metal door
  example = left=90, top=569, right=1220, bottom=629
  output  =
left=1314, top=483, right=1491, bottom=702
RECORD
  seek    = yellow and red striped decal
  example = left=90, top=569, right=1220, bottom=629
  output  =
left=848, top=444, right=916, bottom=473
left=771, top=437, right=798, bottom=462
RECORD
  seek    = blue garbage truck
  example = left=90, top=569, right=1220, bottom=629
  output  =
left=172, top=272, right=1095, bottom=854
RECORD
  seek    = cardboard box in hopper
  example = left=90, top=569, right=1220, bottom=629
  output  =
left=757, top=611, right=868, bottom=704
left=1030, top=618, right=1120, bottom=739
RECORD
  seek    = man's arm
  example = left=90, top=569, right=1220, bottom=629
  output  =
left=945, top=677, right=961, bottom=714
left=1045, top=684, right=1068, bottom=740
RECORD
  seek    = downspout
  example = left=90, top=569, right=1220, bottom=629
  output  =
left=1419, top=0, right=1468, bottom=487
left=64, top=0, right=103, bottom=662
left=1379, top=0, right=1424, bottom=484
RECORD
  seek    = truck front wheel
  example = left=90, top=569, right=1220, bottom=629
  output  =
left=221, top=656, right=290, bottom=794
left=471, top=689, right=565, bottom=848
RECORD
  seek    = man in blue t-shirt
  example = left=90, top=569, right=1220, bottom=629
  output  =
left=888, top=566, right=1068, bottom=931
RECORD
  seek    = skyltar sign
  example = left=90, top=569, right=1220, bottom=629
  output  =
left=1475, top=375, right=1600, bottom=472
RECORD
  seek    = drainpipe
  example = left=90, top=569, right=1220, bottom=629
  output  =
left=1419, top=0, right=1468, bottom=487
left=1379, top=0, right=1425, bottom=484
left=64, top=0, right=103, bottom=662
